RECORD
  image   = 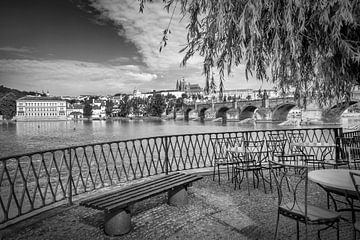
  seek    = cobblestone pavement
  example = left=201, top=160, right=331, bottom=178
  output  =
left=1, top=175, right=357, bottom=240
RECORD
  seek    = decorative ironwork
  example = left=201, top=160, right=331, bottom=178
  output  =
left=0, top=127, right=342, bottom=227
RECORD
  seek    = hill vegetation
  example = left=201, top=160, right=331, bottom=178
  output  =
left=0, top=85, right=41, bottom=99
left=0, top=85, right=44, bottom=120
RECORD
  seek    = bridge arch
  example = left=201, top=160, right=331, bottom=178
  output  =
left=239, top=105, right=257, bottom=121
left=172, top=107, right=183, bottom=120
left=198, top=107, right=209, bottom=121
left=272, top=103, right=297, bottom=121
left=322, top=100, right=359, bottom=122
left=216, top=107, right=230, bottom=123
left=184, top=108, right=193, bottom=121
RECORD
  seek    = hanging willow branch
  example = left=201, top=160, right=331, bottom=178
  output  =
left=139, top=0, right=360, bottom=105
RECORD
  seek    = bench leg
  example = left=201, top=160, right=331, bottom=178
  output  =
left=104, top=207, right=131, bottom=236
left=168, top=186, right=188, bottom=206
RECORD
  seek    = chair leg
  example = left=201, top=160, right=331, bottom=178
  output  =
left=296, top=221, right=300, bottom=240
left=226, top=163, right=230, bottom=181
left=213, top=164, right=216, bottom=181
left=274, top=212, right=280, bottom=240
left=217, top=164, right=221, bottom=184
left=268, top=168, right=273, bottom=193
left=261, top=169, right=267, bottom=194
left=246, top=171, right=250, bottom=195
left=234, top=168, right=238, bottom=190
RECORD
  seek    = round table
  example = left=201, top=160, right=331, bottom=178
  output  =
left=308, top=169, right=359, bottom=197
left=308, top=169, right=360, bottom=239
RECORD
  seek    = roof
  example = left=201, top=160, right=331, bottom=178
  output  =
left=17, top=96, right=64, bottom=101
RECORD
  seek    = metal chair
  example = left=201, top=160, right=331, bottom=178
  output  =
left=270, top=161, right=341, bottom=240
left=338, top=136, right=360, bottom=169
left=211, top=136, right=243, bottom=184
left=350, top=171, right=360, bottom=239
left=286, top=132, right=317, bottom=167
left=233, top=139, right=268, bottom=195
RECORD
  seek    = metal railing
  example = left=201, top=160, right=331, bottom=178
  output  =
left=0, top=127, right=342, bottom=227
left=343, top=130, right=360, bottom=138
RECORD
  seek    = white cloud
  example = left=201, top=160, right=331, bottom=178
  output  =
left=0, top=46, right=32, bottom=53
left=90, top=0, right=274, bottom=92
left=0, top=59, right=158, bottom=95
left=90, top=0, right=202, bottom=69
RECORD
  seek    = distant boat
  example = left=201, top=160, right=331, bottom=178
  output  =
left=279, top=119, right=301, bottom=126
left=239, top=118, right=256, bottom=125
left=345, top=124, right=360, bottom=131
left=212, top=117, right=222, bottom=122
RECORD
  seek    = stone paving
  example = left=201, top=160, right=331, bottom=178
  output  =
left=0, top=174, right=357, bottom=240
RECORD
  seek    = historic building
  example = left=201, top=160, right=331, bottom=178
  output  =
left=16, top=96, right=67, bottom=121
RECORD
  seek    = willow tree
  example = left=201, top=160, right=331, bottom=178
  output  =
left=140, top=0, right=360, bottom=106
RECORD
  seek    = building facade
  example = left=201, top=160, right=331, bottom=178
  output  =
left=66, top=103, right=84, bottom=119
left=16, top=96, right=67, bottom=121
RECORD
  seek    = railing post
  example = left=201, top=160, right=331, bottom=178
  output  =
left=165, top=137, right=169, bottom=175
left=334, top=128, right=343, bottom=162
left=67, top=148, right=73, bottom=205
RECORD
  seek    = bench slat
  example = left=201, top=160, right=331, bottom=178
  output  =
left=92, top=175, right=198, bottom=209
left=80, top=173, right=202, bottom=212
left=83, top=173, right=187, bottom=207
left=80, top=173, right=181, bottom=205
left=106, top=175, right=202, bottom=212
left=95, top=174, right=199, bottom=209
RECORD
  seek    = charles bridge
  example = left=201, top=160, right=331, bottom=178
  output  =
left=172, top=96, right=360, bottom=123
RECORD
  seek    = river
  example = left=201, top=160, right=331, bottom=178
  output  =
left=1, top=117, right=359, bottom=158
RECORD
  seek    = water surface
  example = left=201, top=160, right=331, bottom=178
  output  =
left=0, top=117, right=358, bottom=158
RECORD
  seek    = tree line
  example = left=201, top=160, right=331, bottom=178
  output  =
left=83, top=94, right=185, bottom=119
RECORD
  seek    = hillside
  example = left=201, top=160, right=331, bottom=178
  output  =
left=0, top=85, right=41, bottom=100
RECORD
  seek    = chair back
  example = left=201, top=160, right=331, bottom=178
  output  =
left=266, top=138, right=287, bottom=161
left=287, top=132, right=305, bottom=143
left=267, top=132, right=286, bottom=140
left=350, top=171, right=360, bottom=201
left=211, top=136, right=243, bottom=161
left=338, top=137, right=360, bottom=167
left=269, top=161, right=309, bottom=218
left=243, top=139, right=266, bottom=164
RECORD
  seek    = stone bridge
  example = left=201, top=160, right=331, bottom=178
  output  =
left=173, top=97, right=359, bottom=122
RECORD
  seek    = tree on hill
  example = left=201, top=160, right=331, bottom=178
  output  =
left=118, top=95, right=131, bottom=117
left=0, top=85, right=42, bottom=99
left=148, top=94, right=166, bottom=117
left=0, top=92, right=17, bottom=120
left=131, top=97, right=145, bottom=117
left=140, top=1, right=360, bottom=106
left=83, top=101, right=92, bottom=119
left=105, top=100, right=114, bottom=117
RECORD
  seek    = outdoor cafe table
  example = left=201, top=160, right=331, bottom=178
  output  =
left=308, top=169, right=360, bottom=238
left=290, top=142, right=339, bottom=168
left=226, top=146, right=269, bottom=190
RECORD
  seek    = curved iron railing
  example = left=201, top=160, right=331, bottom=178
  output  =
left=0, top=127, right=342, bottom=228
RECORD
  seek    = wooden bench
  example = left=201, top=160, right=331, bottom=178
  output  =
left=80, top=172, right=202, bottom=236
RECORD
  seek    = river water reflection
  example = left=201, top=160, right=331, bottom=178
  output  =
left=0, top=117, right=358, bottom=158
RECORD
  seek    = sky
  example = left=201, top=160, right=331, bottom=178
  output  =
left=0, top=0, right=273, bottom=96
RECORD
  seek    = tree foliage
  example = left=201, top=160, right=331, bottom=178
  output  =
left=148, top=94, right=167, bottom=117
left=131, top=97, right=145, bottom=116
left=83, top=100, right=93, bottom=119
left=119, top=95, right=131, bottom=117
left=105, top=100, right=114, bottom=117
left=0, top=93, right=17, bottom=120
left=140, top=0, right=360, bottom=105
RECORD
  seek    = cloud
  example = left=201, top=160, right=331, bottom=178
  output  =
left=0, top=59, right=158, bottom=95
left=0, top=46, right=32, bottom=53
left=89, top=0, right=274, bottom=92
left=90, top=0, right=202, bottom=70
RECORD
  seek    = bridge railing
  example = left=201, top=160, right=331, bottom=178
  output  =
left=343, top=130, right=360, bottom=138
left=0, top=127, right=341, bottom=228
